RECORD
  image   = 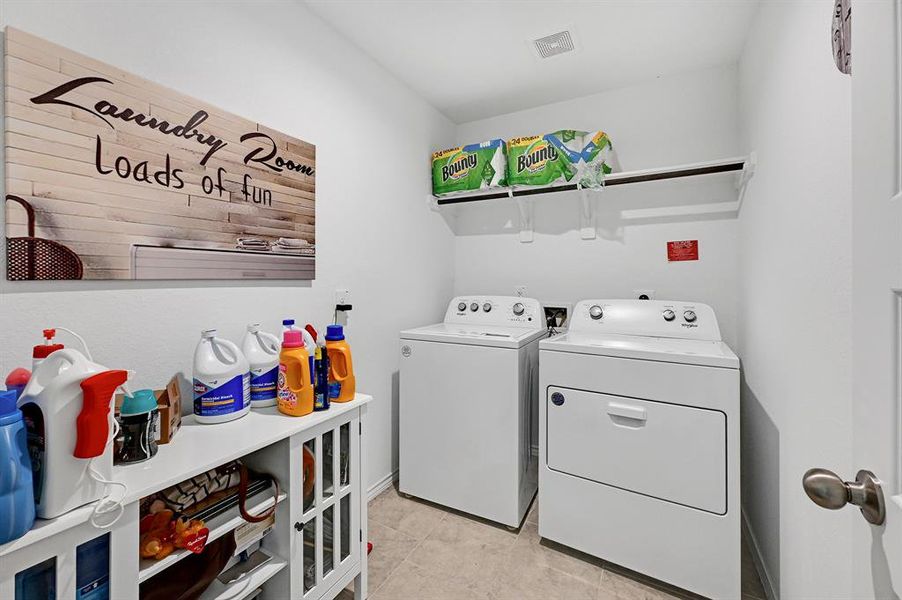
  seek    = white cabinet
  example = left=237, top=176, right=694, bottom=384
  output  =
left=0, top=396, right=371, bottom=600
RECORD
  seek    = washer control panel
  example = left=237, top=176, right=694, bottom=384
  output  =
left=569, top=299, right=722, bottom=341
left=445, top=296, right=543, bottom=327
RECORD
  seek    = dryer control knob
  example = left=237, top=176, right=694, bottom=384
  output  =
left=589, top=305, right=604, bottom=320
left=458, top=302, right=467, bottom=312
left=513, top=302, right=525, bottom=316
left=662, top=309, right=676, bottom=321
left=483, top=303, right=492, bottom=312
left=470, top=302, right=479, bottom=312
left=683, top=310, right=697, bottom=323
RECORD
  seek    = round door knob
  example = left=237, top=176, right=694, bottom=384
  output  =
left=457, top=302, right=467, bottom=312
left=589, top=305, right=603, bottom=320
left=683, top=310, right=697, bottom=322
left=470, top=302, right=479, bottom=312
left=513, top=302, right=525, bottom=316
left=483, top=303, right=492, bottom=312
left=802, top=468, right=886, bottom=525
left=662, top=309, right=676, bottom=321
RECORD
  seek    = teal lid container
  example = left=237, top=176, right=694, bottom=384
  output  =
left=120, top=389, right=158, bottom=416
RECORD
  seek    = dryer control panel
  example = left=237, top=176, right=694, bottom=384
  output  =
left=444, top=296, right=543, bottom=328
left=569, top=299, right=722, bottom=341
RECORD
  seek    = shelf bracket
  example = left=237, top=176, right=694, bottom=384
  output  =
left=736, top=151, right=757, bottom=212
left=514, top=191, right=534, bottom=243
left=579, top=185, right=597, bottom=240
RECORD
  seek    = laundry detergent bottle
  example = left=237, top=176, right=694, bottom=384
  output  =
left=242, top=324, right=280, bottom=408
left=193, top=329, right=251, bottom=424
left=325, top=325, right=356, bottom=403
left=0, top=389, right=35, bottom=544
left=278, top=331, right=313, bottom=417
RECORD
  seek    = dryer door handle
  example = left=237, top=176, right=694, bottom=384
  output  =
left=606, top=402, right=647, bottom=422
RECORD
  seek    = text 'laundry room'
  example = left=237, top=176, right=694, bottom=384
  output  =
left=0, top=0, right=890, bottom=599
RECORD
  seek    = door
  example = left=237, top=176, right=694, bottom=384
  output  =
left=819, top=1, right=902, bottom=596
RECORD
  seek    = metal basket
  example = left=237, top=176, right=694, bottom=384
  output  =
left=6, top=194, right=83, bottom=280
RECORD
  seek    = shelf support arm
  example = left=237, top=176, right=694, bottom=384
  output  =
left=579, top=184, right=597, bottom=240
left=514, top=190, right=534, bottom=243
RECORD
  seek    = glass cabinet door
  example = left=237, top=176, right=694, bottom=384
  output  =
left=296, top=412, right=360, bottom=598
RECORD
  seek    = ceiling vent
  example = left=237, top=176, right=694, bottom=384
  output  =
left=532, top=30, right=575, bottom=59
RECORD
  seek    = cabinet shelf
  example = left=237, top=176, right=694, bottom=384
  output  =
left=137, top=490, right=287, bottom=583
left=433, top=154, right=756, bottom=242
left=198, top=548, right=288, bottom=600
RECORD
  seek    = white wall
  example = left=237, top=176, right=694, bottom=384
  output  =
left=0, top=0, right=457, bottom=492
left=738, top=2, right=853, bottom=598
left=452, top=66, right=742, bottom=347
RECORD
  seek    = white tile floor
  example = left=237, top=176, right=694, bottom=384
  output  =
left=342, top=485, right=767, bottom=600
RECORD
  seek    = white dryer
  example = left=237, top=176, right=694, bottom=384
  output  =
left=539, top=299, right=739, bottom=599
left=400, top=296, right=545, bottom=527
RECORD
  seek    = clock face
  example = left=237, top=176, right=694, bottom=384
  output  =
left=833, top=0, right=851, bottom=74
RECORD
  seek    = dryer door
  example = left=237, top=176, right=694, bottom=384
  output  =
left=546, top=387, right=727, bottom=514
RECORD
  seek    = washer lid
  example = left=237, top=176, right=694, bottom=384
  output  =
left=400, top=323, right=547, bottom=348
left=540, top=331, right=739, bottom=369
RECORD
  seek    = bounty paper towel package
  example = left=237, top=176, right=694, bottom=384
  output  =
left=432, top=139, right=507, bottom=196
left=578, top=131, right=619, bottom=188
left=506, top=130, right=584, bottom=188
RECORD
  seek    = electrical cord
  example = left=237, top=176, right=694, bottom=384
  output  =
left=88, top=419, right=127, bottom=528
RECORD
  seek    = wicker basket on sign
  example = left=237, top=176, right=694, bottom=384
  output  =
left=6, top=195, right=83, bottom=280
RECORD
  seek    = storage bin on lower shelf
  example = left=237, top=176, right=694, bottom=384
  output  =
left=199, top=548, right=288, bottom=600
left=137, top=489, right=287, bottom=582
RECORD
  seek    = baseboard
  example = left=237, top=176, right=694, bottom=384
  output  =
left=368, top=470, right=398, bottom=501
left=742, top=507, right=778, bottom=600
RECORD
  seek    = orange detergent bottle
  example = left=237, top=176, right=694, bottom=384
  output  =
left=325, top=325, right=356, bottom=403
left=277, top=331, right=313, bottom=416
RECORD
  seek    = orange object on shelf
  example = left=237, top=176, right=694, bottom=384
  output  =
left=325, top=325, right=355, bottom=403
left=278, top=331, right=314, bottom=416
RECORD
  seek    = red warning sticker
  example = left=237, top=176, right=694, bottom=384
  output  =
left=667, top=240, right=699, bottom=262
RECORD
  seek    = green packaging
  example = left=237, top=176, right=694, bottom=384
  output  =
left=432, top=139, right=507, bottom=196
left=506, top=130, right=583, bottom=187
left=578, top=131, right=617, bottom=189
left=507, top=130, right=617, bottom=189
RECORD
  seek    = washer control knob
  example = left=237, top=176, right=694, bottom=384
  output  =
left=457, top=302, right=467, bottom=312
left=513, top=302, right=525, bottom=316
left=683, top=310, right=697, bottom=323
left=589, top=305, right=604, bottom=320
left=470, top=302, right=479, bottom=312
left=662, top=309, right=676, bottom=322
left=483, top=303, right=492, bottom=312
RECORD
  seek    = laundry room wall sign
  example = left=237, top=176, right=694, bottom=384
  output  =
left=4, top=27, right=316, bottom=281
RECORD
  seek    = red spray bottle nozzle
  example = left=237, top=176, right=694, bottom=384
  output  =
left=43, top=329, right=56, bottom=341
left=74, top=370, right=128, bottom=459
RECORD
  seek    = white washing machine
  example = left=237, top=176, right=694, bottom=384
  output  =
left=539, top=299, right=739, bottom=599
left=399, top=295, right=545, bottom=527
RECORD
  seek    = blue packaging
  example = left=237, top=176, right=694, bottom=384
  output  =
left=193, top=373, right=250, bottom=417
left=314, top=345, right=330, bottom=411
left=0, top=389, right=36, bottom=545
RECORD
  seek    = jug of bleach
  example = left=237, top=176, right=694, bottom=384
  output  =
left=0, top=389, right=35, bottom=544
left=325, top=325, right=356, bottom=403
left=193, top=329, right=250, bottom=424
left=242, top=324, right=280, bottom=408
left=278, top=330, right=314, bottom=417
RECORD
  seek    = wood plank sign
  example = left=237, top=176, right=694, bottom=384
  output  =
left=4, top=28, right=316, bottom=280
